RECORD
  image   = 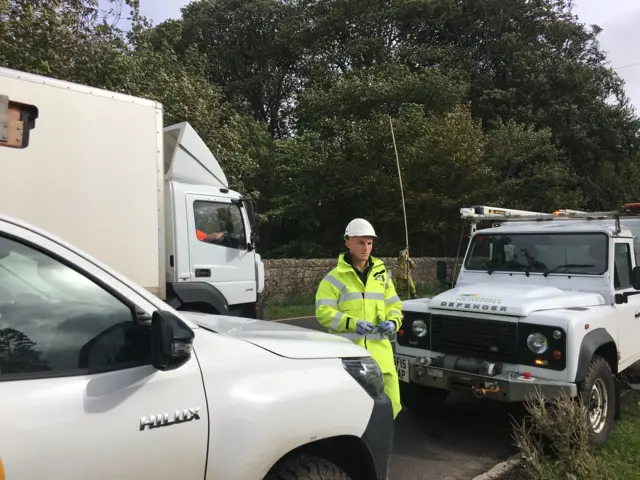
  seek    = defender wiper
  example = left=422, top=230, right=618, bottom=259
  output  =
left=543, top=264, right=595, bottom=277
left=485, top=263, right=533, bottom=275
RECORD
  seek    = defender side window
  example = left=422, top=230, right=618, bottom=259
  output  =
left=614, top=243, right=633, bottom=290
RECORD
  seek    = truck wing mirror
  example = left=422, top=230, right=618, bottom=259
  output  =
left=242, top=198, right=260, bottom=245
left=436, top=260, right=447, bottom=281
left=0, top=95, right=38, bottom=149
left=150, top=310, right=195, bottom=371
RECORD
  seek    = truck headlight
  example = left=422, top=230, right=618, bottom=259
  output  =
left=526, top=333, right=548, bottom=354
left=412, top=319, right=427, bottom=337
left=342, top=357, right=385, bottom=398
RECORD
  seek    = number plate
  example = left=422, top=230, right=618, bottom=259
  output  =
left=394, top=354, right=411, bottom=383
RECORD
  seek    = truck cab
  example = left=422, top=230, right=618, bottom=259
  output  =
left=396, top=204, right=640, bottom=447
left=163, top=122, right=264, bottom=318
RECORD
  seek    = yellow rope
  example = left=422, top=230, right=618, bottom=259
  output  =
left=388, top=116, right=411, bottom=298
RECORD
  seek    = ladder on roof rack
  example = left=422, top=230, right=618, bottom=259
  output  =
left=459, top=204, right=640, bottom=236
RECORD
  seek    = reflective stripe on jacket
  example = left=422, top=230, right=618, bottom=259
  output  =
left=314, top=253, right=403, bottom=374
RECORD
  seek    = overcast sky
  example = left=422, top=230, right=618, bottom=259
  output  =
left=104, top=0, right=640, bottom=112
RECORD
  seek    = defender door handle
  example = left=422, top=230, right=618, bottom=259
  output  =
left=195, top=269, right=211, bottom=278
left=635, top=312, right=640, bottom=318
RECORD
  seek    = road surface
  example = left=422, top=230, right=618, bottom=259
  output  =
left=277, top=316, right=517, bottom=480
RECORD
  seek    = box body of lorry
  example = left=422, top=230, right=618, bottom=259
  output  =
left=0, top=67, right=166, bottom=298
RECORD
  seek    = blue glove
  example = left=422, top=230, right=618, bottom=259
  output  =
left=378, top=321, right=396, bottom=335
left=356, top=319, right=376, bottom=335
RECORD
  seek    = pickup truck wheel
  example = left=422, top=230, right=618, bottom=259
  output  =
left=400, top=382, right=448, bottom=413
left=578, top=355, right=616, bottom=447
left=265, top=454, right=350, bottom=480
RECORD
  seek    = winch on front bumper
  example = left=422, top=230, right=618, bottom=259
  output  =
left=394, top=353, right=577, bottom=402
left=395, top=311, right=578, bottom=402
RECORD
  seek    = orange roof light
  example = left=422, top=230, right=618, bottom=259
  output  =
left=624, top=202, right=640, bottom=210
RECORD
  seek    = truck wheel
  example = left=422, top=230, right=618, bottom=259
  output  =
left=265, top=454, right=350, bottom=480
left=400, top=382, right=448, bottom=413
left=578, top=355, right=616, bottom=447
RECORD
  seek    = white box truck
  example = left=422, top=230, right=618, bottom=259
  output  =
left=0, top=67, right=265, bottom=319
left=0, top=72, right=394, bottom=479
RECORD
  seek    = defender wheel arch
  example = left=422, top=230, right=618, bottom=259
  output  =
left=575, top=328, right=617, bottom=383
left=166, top=282, right=229, bottom=315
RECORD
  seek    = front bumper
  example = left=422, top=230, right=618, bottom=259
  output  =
left=397, top=353, right=578, bottom=402
left=361, top=394, right=394, bottom=480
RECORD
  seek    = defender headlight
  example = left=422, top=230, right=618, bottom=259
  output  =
left=412, top=319, right=427, bottom=337
left=342, top=357, right=385, bottom=398
left=526, top=333, right=548, bottom=354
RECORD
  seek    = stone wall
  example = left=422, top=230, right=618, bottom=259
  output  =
left=263, top=256, right=458, bottom=301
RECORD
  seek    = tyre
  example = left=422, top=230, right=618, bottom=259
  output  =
left=264, top=454, right=350, bottom=480
left=578, top=355, right=616, bottom=447
left=400, top=382, right=448, bottom=413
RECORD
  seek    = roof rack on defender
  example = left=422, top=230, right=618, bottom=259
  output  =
left=460, top=203, right=640, bottom=235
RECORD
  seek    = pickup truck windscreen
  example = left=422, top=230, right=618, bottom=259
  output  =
left=464, top=232, right=609, bottom=275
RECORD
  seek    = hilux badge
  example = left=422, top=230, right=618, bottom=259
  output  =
left=139, top=407, right=201, bottom=431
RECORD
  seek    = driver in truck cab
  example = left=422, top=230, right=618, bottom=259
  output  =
left=196, top=229, right=226, bottom=243
left=315, top=218, right=404, bottom=419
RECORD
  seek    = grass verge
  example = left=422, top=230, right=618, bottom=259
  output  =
left=264, top=294, right=315, bottom=320
left=263, top=282, right=446, bottom=320
left=511, top=389, right=640, bottom=480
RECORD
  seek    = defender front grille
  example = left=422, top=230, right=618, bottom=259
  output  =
left=430, top=314, right=518, bottom=363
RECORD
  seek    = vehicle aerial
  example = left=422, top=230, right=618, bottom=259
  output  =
left=0, top=67, right=264, bottom=319
left=395, top=204, right=640, bottom=446
left=0, top=95, right=394, bottom=478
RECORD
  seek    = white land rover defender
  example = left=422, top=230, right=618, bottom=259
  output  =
left=395, top=204, right=640, bottom=446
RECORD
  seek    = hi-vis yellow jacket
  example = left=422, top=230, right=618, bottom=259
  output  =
left=315, top=253, right=403, bottom=374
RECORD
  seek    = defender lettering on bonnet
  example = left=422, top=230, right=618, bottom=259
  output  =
left=438, top=293, right=507, bottom=312
left=440, top=301, right=507, bottom=312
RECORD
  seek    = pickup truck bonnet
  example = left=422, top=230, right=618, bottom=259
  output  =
left=180, top=312, right=370, bottom=359
left=429, top=282, right=605, bottom=317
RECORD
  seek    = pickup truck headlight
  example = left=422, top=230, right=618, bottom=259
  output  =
left=526, top=332, right=548, bottom=354
left=342, top=357, right=385, bottom=398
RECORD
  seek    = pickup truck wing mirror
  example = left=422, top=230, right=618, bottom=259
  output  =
left=0, top=95, right=38, bottom=149
left=150, top=310, right=195, bottom=371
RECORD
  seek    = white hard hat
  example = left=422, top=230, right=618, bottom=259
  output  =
left=344, top=218, right=377, bottom=239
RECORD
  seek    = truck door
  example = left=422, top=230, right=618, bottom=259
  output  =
left=186, top=193, right=257, bottom=308
left=612, top=239, right=640, bottom=366
left=0, top=222, right=208, bottom=479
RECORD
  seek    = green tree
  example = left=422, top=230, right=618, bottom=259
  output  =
left=160, top=0, right=309, bottom=138
left=0, top=0, right=271, bottom=197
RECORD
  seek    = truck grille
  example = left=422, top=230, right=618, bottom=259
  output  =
left=430, top=314, right=518, bottom=363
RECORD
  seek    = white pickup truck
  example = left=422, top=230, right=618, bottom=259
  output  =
left=395, top=204, right=640, bottom=447
left=0, top=215, right=393, bottom=479
left=0, top=77, right=394, bottom=479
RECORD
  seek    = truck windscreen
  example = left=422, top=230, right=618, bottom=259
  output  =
left=464, top=232, right=609, bottom=275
